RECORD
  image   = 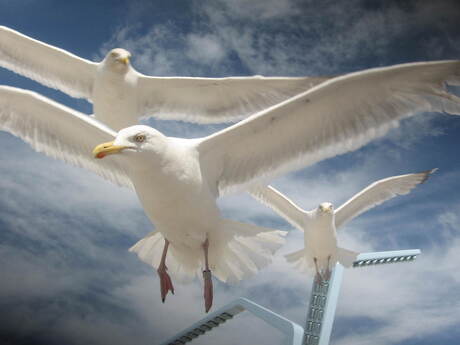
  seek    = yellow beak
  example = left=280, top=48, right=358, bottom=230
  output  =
left=92, top=141, right=127, bottom=159
left=119, top=57, right=129, bottom=65
left=320, top=206, right=333, bottom=214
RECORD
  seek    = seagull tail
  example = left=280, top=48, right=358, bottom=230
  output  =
left=128, top=221, right=287, bottom=284
left=285, top=247, right=358, bottom=273
left=337, top=247, right=359, bottom=268
left=129, top=231, right=199, bottom=283
left=285, top=249, right=313, bottom=273
left=210, top=219, right=287, bottom=284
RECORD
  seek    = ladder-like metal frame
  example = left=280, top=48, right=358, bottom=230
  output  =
left=303, top=249, right=420, bottom=345
left=159, top=297, right=304, bottom=345
left=159, top=249, right=421, bottom=345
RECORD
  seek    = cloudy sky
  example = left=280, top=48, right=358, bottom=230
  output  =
left=1, top=1, right=460, bottom=344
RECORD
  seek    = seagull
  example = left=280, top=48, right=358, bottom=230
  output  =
left=0, top=59, right=459, bottom=310
left=0, top=25, right=330, bottom=130
left=250, top=170, right=436, bottom=282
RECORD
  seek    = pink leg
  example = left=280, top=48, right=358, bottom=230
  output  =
left=324, top=255, right=332, bottom=281
left=202, top=237, right=213, bottom=313
left=157, top=239, right=175, bottom=303
left=313, top=257, right=323, bottom=283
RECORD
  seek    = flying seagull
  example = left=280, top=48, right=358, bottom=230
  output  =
left=0, top=25, right=330, bottom=130
left=250, top=169, right=436, bottom=281
left=0, top=59, right=459, bottom=311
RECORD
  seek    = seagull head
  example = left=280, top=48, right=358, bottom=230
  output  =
left=104, top=48, right=132, bottom=72
left=318, top=202, right=334, bottom=215
left=92, top=125, right=166, bottom=160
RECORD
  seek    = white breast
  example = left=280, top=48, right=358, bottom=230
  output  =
left=304, top=214, right=337, bottom=260
left=92, top=67, right=139, bottom=130
left=128, top=143, right=221, bottom=246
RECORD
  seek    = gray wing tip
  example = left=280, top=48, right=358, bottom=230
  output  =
left=420, top=168, right=438, bottom=183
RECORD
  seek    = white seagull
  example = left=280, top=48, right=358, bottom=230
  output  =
left=250, top=169, right=436, bottom=281
left=0, top=59, right=459, bottom=311
left=0, top=25, right=330, bottom=130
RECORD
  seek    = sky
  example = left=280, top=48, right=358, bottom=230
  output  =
left=0, top=0, right=460, bottom=344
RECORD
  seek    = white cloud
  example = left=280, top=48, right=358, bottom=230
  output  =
left=100, top=0, right=460, bottom=80
left=185, top=33, right=226, bottom=64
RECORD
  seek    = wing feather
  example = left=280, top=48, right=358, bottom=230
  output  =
left=0, top=86, right=132, bottom=188
left=334, top=169, right=436, bottom=229
left=137, top=75, right=331, bottom=123
left=0, top=26, right=96, bottom=99
left=249, top=185, right=307, bottom=231
left=198, top=60, right=460, bottom=195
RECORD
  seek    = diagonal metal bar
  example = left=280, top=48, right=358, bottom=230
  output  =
left=353, top=249, right=421, bottom=268
left=159, top=297, right=304, bottom=345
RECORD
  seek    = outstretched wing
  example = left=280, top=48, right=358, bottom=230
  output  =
left=0, top=86, right=132, bottom=188
left=0, top=26, right=97, bottom=99
left=249, top=186, right=308, bottom=231
left=334, top=169, right=436, bottom=229
left=197, top=60, right=459, bottom=195
left=137, top=75, right=330, bottom=123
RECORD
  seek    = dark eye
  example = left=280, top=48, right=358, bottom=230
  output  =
left=134, top=134, right=146, bottom=143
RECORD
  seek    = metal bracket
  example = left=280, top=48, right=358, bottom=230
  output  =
left=159, top=249, right=421, bottom=345
left=159, top=297, right=304, bottom=345
left=303, top=249, right=421, bottom=345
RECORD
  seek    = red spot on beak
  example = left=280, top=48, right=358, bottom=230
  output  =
left=96, top=152, right=106, bottom=159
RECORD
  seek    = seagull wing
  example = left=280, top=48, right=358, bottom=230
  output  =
left=0, top=86, right=132, bottom=188
left=198, top=60, right=459, bottom=195
left=136, top=75, right=330, bottom=123
left=334, top=169, right=436, bottom=229
left=249, top=185, right=307, bottom=231
left=0, top=26, right=97, bottom=99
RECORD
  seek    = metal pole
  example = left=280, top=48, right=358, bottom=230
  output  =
left=303, top=264, right=344, bottom=345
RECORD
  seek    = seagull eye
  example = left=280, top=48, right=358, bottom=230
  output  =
left=134, top=134, right=146, bottom=143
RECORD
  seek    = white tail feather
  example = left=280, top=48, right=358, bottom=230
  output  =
left=285, top=249, right=313, bottom=272
left=337, top=247, right=359, bottom=268
left=285, top=247, right=359, bottom=272
left=129, top=219, right=286, bottom=284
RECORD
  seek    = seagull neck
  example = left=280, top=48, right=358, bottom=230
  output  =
left=316, top=211, right=335, bottom=224
left=99, top=62, right=131, bottom=77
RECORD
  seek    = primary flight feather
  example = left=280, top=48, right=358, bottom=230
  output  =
left=0, top=25, right=330, bottom=130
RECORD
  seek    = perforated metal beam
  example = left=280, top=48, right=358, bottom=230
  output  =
left=353, top=249, right=420, bottom=267
left=303, top=249, right=421, bottom=345
left=159, top=297, right=304, bottom=345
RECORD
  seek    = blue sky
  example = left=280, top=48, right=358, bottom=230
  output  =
left=0, top=1, right=460, bottom=344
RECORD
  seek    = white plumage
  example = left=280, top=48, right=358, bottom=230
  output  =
left=250, top=170, right=437, bottom=278
left=0, top=58, right=458, bottom=308
left=0, top=25, right=329, bottom=130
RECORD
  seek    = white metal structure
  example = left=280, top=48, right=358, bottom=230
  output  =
left=159, top=298, right=304, bottom=345
left=303, top=249, right=420, bottom=345
left=159, top=249, right=421, bottom=345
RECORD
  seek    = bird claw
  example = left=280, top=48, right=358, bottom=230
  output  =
left=158, top=267, right=175, bottom=303
left=203, top=269, right=213, bottom=313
